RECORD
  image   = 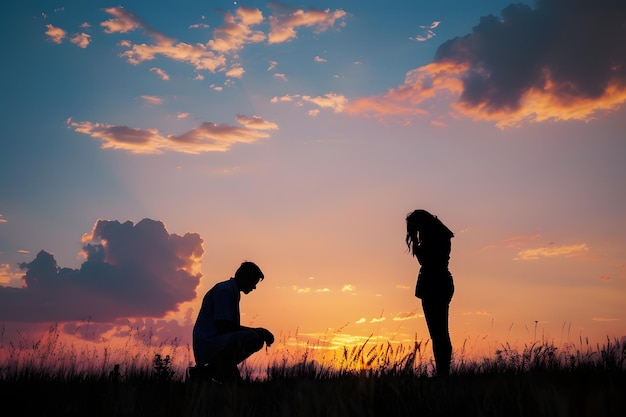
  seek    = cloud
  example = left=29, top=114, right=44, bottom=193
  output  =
left=411, top=21, right=440, bottom=42
left=168, top=121, right=273, bottom=153
left=177, top=112, right=190, bottom=119
left=235, top=114, right=279, bottom=130
left=208, top=7, right=265, bottom=53
left=347, top=0, right=626, bottom=128
left=271, top=92, right=347, bottom=113
left=273, top=73, right=288, bottom=81
left=341, top=284, right=354, bottom=292
left=292, top=286, right=311, bottom=294
left=267, top=60, right=278, bottom=71
left=392, top=311, right=419, bottom=321
left=514, top=243, right=589, bottom=261
left=0, top=264, right=23, bottom=287
left=102, top=6, right=226, bottom=73
left=45, top=24, right=66, bottom=43
left=225, top=64, right=245, bottom=79
left=68, top=115, right=276, bottom=154
left=189, top=23, right=209, bottom=30
left=268, top=7, right=347, bottom=44
left=0, top=219, right=203, bottom=322
left=101, top=6, right=144, bottom=34
left=140, top=95, right=163, bottom=105
left=314, top=56, right=327, bottom=63
left=70, top=33, right=91, bottom=48
left=122, top=40, right=226, bottom=72
left=150, top=67, right=170, bottom=80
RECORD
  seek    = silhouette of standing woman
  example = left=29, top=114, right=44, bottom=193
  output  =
left=406, top=209, right=454, bottom=376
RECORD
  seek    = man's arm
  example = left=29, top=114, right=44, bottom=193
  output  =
left=215, top=320, right=274, bottom=346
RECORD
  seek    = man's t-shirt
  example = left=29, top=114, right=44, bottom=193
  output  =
left=193, top=278, right=240, bottom=342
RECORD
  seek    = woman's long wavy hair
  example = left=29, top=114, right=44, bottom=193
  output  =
left=405, top=209, right=454, bottom=255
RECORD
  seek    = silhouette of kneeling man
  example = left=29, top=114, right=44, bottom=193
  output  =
left=191, top=261, right=274, bottom=383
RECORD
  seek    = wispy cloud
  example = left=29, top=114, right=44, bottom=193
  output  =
left=67, top=114, right=277, bottom=154
left=268, top=7, right=347, bottom=44
left=102, top=6, right=226, bottom=73
left=273, top=73, right=288, bottom=81
left=140, top=95, right=163, bottom=105
left=514, top=243, right=589, bottom=261
left=150, top=67, right=170, bottom=80
left=235, top=114, right=279, bottom=130
left=411, top=21, right=440, bottom=42
left=271, top=92, right=347, bottom=114
left=392, top=311, right=419, bottom=321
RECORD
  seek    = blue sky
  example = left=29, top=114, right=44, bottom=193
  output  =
left=1, top=0, right=625, bottom=366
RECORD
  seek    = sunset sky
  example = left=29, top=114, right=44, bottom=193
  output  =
left=1, top=0, right=625, bottom=368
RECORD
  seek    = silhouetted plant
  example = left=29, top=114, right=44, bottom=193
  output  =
left=152, top=353, right=175, bottom=381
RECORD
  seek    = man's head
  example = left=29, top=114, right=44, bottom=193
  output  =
left=234, top=261, right=264, bottom=294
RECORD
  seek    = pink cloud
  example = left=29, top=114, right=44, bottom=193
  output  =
left=225, top=64, right=245, bottom=79
left=268, top=7, right=347, bottom=44
left=235, top=114, right=279, bottom=130
left=101, top=7, right=143, bottom=34
left=0, top=219, right=203, bottom=322
left=514, top=243, right=589, bottom=261
left=70, top=33, right=91, bottom=48
left=122, top=41, right=226, bottom=72
left=208, top=7, right=265, bottom=53
left=140, top=95, right=163, bottom=105
left=150, top=67, right=170, bottom=80
left=272, top=92, right=348, bottom=114
left=102, top=6, right=226, bottom=73
left=68, top=115, right=277, bottom=154
left=45, top=24, right=66, bottom=43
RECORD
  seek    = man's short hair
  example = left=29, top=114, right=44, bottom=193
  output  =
left=235, top=261, right=264, bottom=281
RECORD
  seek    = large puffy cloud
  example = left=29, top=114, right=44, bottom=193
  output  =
left=347, top=0, right=626, bottom=128
left=0, top=219, right=203, bottom=322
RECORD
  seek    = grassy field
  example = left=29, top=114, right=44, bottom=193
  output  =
left=1, top=329, right=624, bottom=417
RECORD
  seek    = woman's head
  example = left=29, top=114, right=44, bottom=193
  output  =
left=405, top=209, right=454, bottom=254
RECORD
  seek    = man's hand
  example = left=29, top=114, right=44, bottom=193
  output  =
left=256, top=327, right=274, bottom=347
